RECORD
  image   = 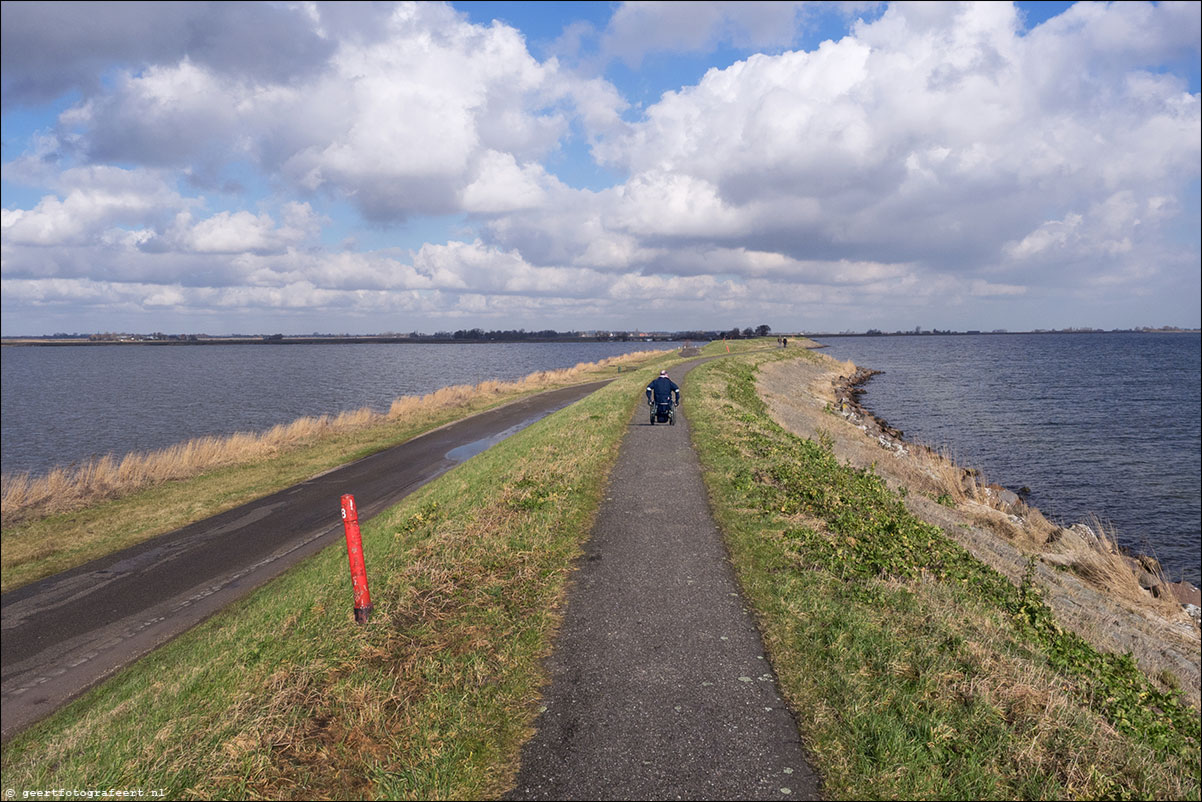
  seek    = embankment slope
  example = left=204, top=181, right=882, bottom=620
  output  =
left=757, top=348, right=1201, bottom=706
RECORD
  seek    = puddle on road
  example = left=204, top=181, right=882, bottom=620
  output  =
left=445, top=412, right=556, bottom=463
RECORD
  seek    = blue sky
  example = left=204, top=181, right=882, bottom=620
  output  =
left=2, top=1, right=1199, bottom=335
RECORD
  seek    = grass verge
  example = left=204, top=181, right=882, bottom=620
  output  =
left=1, top=350, right=670, bottom=592
left=698, top=336, right=782, bottom=356
left=0, top=364, right=667, bottom=799
left=687, top=349, right=1200, bottom=800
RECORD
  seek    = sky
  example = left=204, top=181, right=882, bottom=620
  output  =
left=1, top=1, right=1199, bottom=336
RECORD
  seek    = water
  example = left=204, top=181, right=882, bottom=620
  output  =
left=814, top=332, right=1200, bottom=586
left=446, top=415, right=548, bottom=464
left=1, top=341, right=679, bottom=479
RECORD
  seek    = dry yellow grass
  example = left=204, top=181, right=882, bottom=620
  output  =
left=871, top=412, right=1180, bottom=613
left=1, top=350, right=666, bottom=526
left=1040, top=515, right=1175, bottom=608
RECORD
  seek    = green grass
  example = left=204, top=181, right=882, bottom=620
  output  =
left=698, top=335, right=784, bottom=356
left=0, top=367, right=665, bottom=800
left=686, top=349, right=1200, bottom=800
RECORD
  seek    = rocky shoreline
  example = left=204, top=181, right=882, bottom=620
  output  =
left=831, top=366, right=1202, bottom=622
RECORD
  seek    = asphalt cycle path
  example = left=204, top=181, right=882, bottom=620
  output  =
left=1, top=380, right=609, bottom=742
left=509, top=360, right=820, bottom=800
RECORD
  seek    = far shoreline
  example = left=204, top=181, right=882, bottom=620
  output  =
left=3, top=329, right=1197, bottom=348
left=0, top=335, right=686, bottom=347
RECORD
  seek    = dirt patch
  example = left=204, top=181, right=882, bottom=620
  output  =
left=758, top=349, right=1201, bottom=708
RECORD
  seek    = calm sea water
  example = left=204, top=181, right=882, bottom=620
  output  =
left=815, top=332, right=1201, bottom=586
left=0, top=341, right=680, bottom=479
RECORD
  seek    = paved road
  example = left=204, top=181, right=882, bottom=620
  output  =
left=508, top=362, right=821, bottom=800
left=0, top=381, right=608, bottom=741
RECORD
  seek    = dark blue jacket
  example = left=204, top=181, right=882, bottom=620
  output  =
left=646, top=376, right=680, bottom=405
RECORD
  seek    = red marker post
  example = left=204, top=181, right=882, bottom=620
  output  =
left=340, top=494, right=373, bottom=624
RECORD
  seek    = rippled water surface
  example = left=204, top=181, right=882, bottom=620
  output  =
left=814, top=332, right=1200, bottom=585
left=1, top=341, right=679, bottom=478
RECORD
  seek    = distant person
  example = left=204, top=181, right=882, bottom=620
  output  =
left=646, top=369, right=680, bottom=408
left=782, top=337, right=788, bottom=348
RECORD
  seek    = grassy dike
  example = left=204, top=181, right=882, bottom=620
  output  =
left=686, top=347, right=1200, bottom=800
left=0, top=364, right=676, bottom=799
left=8, top=339, right=1195, bottom=800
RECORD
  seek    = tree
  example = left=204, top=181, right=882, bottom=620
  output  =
left=755, top=324, right=771, bottom=337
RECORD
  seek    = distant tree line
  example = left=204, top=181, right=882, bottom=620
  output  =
left=719, top=324, right=772, bottom=339
left=441, top=328, right=577, bottom=340
left=429, top=325, right=775, bottom=341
